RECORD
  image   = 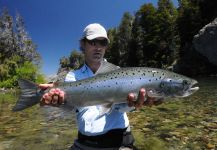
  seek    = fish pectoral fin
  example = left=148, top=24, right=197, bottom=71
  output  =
left=147, top=89, right=164, bottom=98
left=98, top=103, right=113, bottom=116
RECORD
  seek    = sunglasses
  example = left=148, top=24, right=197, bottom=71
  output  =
left=85, top=38, right=108, bottom=47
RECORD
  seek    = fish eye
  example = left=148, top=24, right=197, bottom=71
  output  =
left=183, top=80, right=188, bottom=85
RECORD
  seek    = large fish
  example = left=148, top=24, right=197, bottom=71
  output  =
left=13, top=62, right=199, bottom=112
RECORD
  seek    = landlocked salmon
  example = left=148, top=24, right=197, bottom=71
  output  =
left=13, top=62, right=199, bottom=113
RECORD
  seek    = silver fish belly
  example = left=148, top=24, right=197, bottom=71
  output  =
left=13, top=65, right=199, bottom=112
left=57, top=67, right=198, bottom=107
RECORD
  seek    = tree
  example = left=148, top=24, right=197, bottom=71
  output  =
left=0, top=8, right=44, bottom=87
left=68, top=50, right=84, bottom=69
left=176, top=0, right=202, bottom=56
left=128, top=16, right=145, bottom=66
left=105, top=28, right=120, bottom=65
left=58, top=50, right=84, bottom=74
left=156, top=0, right=179, bottom=68
left=15, top=12, right=40, bottom=65
left=116, top=12, right=133, bottom=66
left=135, top=3, right=159, bottom=67
left=0, top=8, right=15, bottom=62
left=106, top=12, right=133, bottom=67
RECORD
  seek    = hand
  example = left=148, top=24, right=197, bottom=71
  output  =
left=127, top=88, right=163, bottom=109
left=39, top=83, right=65, bottom=106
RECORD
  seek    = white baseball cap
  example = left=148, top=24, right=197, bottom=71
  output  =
left=82, top=23, right=109, bottom=42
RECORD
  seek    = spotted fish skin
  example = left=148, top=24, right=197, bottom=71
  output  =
left=13, top=63, right=199, bottom=112
left=57, top=67, right=198, bottom=108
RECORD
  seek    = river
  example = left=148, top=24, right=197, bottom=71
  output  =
left=0, top=77, right=217, bottom=150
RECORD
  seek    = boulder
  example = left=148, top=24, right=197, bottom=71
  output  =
left=193, top=18, right=217, bottom=66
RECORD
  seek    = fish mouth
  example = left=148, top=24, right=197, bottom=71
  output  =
left=182, top=80, right=199, bottom=97
left=190, top=80, right=199, bottom=91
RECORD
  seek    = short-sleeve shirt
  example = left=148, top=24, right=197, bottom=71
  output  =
left=65, top=64, right=132, bottom=136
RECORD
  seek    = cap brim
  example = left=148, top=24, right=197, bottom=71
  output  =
left=86, top=34, right=110, bottom=43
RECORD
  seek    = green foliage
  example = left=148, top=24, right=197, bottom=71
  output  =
left=177, top=0, right=201, bottom=53
left=0, top=79, right=15, bottom=88
left=0, top=61, right=45, bottom=88
left=69, top=50, right=84, bottom=69
left=106, top=1, right=178, bottom=69
left=155, top=0, right=179, bottom=67
left=0, top=8, right=45, bottom=88
left=59, top=0, right=217, bottom=76
left=16, top=61, right=37, bottom=80
left=105, top=28, right=120, bottom=65
left=105, top=0, right=217, bottom=76
left=106, top=12, right=133, bottom=67
left=116, top=12, right=133, bottom=66
left=58, top=50, right=84, bottom=73
left=135, top=3, right=159, bottom=67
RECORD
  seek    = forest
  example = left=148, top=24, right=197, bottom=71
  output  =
left=1, top=0, right=217, bottom=88
left=60, top=0, right=217, bottom=77
left=0, top=8, right=45, bottom=88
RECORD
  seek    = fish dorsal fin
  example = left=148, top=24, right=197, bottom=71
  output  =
left=95, top=61, right=120, bottom=75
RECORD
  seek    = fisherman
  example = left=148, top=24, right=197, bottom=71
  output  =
left=39, top=23, right=161, bottom=150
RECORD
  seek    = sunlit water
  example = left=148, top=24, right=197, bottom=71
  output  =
left=0, top=77, right=217, bottom=150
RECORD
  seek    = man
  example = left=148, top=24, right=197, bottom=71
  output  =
left=40, top=23, right=159, bottom=150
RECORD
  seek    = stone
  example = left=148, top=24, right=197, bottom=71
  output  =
left=193, top=18, right=217, bottom=66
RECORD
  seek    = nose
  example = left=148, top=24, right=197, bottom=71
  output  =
left=95, top=43, right=103, bottom=50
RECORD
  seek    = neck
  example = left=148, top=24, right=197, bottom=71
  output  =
left=85, top=60, right=101, bottom=73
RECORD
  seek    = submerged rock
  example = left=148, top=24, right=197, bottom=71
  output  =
left=193, top=18, right=217, bottom=66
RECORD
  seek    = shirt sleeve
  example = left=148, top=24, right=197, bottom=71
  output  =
left=112, top=103, right=135, bottom=112
left=65, top=71, right=76, bottom=82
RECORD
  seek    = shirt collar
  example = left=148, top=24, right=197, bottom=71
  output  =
left=80, top=64, right=88, bottom=73
left=81, top=63, right=94, bottom=75
left=81, top=59, right=107, bottom=74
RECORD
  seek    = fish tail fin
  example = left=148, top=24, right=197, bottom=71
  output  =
left=12, top=79, right=43, bottom=112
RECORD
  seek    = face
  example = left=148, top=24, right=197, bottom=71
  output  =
left=81, top=37, right=108, bottom=64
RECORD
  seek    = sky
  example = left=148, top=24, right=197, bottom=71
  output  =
left=0, top=0, right=178, bottom=76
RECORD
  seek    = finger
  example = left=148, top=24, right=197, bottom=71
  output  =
left=49, top=88, right=56, bottom=93
left=58, top=91, right=65, bottom=104
left=48, top=89, right=56, bottom=97
left=135, top=88, right=146, bottom=109
left=52, top=95, right=59, bottom=106
left=54, top=88, right=61, bottom=95
left=43, top=94, right=52, bottom=105
left=127, top=93, right=135, bottom=107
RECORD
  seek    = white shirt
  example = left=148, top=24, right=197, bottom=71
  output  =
left=65, top=64, right=134, bottom=136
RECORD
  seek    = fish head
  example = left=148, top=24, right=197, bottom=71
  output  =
left=158, top=77, right=199, bottom=97
left=147, top=77, right=199, bottom=98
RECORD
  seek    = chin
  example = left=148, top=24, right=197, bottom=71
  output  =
left=93, top=57, right=103, bottom=62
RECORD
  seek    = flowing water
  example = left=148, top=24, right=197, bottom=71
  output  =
left=0, top=77, right=217, bottom=150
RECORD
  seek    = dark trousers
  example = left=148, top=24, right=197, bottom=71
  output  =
left=69, top=127, right=138, bottom=150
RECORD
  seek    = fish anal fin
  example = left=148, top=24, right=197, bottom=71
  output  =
left=98, top=103, right=114, bottom=117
